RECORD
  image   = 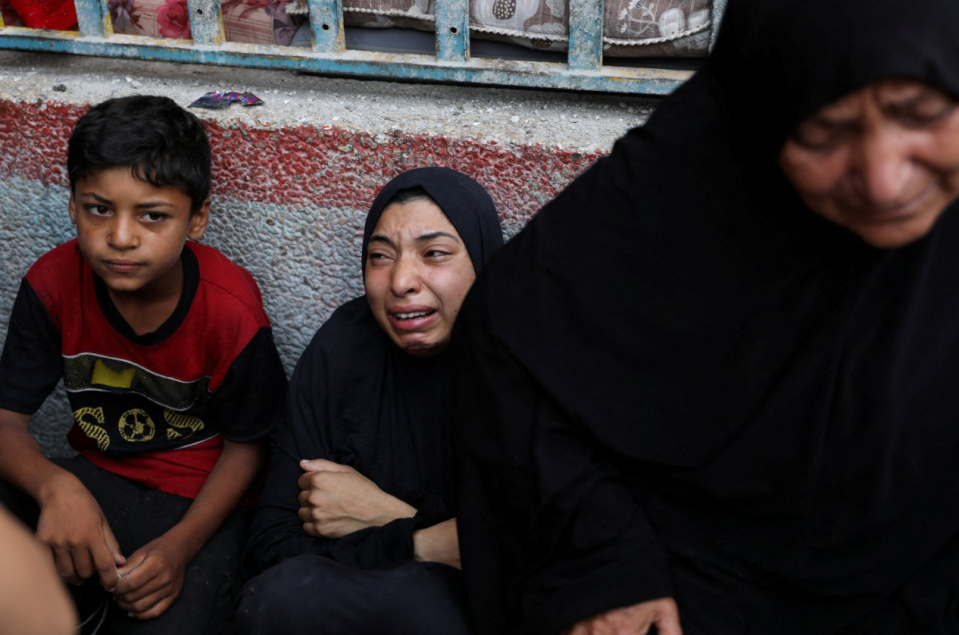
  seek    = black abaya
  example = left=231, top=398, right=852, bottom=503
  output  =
left=244, top=297, right=459, bottom=572
left=452, top=1, right=959, bottom=634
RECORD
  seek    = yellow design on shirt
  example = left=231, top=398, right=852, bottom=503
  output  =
left=118, top=409, right=155, bottom=442
left=164, top=410, right=205, bottom=441
left=91, top=359, right=136, bottom=389
left=74, top=407, right=109, bottom=451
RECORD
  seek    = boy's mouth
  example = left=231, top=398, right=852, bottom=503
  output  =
left=103, top=259, right=144, bottom=274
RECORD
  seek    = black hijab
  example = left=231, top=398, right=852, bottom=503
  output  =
left=246, top=167, right=502, bottom=574
left=362, top=166, right=504, bottom=276
left=454, top=0, right=959, bottom=633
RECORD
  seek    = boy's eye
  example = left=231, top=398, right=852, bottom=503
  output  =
left=85, top=204, right=110, bottom=216
left=142, top=212, right=168, bottom=222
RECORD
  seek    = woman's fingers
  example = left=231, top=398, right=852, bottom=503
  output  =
left=651, top=598, right=683, bottom=635
left=564, top=598, right=682, bottom=635
left=299, top=458, right=353, bottom=474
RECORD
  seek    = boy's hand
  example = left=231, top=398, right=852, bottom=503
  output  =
left=36, top=473, right=125, bottom=589
left=113, top=533, right=190, bottom=620
left=297, top=458, right=416, bottom=538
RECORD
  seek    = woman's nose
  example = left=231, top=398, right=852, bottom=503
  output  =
left=853, top=127, right=913, bottom=208
left=390, top=255, right=422, bottom=296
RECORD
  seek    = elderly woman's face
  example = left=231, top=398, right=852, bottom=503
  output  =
left=365, top=198, right=476, bottom=357
left=779, top=78, right=959, bottom=248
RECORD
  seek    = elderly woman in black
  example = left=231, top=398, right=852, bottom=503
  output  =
left=452, top=0, right=959, bottom=634
left=237, top=167, right=503, bottom=635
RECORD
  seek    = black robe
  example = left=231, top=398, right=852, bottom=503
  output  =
left=452, top=0, right=959, bottom=633
left=245, top=167, right=503, bottom=575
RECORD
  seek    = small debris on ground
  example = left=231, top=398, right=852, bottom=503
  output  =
left=189, top=91, right=264, bottom=109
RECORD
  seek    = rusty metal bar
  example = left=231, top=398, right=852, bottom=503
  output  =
left=0, top=32, right=692, bottom=94
left=567, top=0, right=603, bottom=71
left=308, top=0, right=345, bottom=53
left=186, top=0, right=224, bottom=45
left=434, top=0, right=469, bottom=62
left=74, top=0, right=111, bottom=37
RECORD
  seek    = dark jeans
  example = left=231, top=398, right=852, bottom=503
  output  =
left=233, top=555, right=473, bottom=635
left=0, top=456, right=250, bottom=635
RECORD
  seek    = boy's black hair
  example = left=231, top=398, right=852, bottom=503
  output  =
left=67, top=95, right=212, bottom=213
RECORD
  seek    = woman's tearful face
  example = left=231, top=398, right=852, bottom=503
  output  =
left=365, top=198, right=477, bottom=357
left=779, top=78, right=959, bottom=248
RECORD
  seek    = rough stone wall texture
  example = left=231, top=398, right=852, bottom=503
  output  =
left=0, top=51, right=657, bottom=456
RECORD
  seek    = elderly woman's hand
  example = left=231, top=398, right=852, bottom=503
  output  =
left=297, top=459, right=417, bottom=538
left=562, top=598, right=682, bottom=635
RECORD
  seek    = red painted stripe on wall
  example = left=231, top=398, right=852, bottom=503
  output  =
left=0, top=100, right=602, bottom=225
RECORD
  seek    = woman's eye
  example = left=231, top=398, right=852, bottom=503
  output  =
left=85, top=205, right=110, bottom=216
left=790, top=122, right=850, bottom=151
left=899, top=101, right=957, bottom=126
left=425, top=249, right=451, bottom=259
left=143, top=212, right=168, bottom=222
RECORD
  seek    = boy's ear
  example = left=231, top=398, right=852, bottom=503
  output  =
left=188, top=199, right=211, bottom=241
left=68, top=193, right=78, bottom=225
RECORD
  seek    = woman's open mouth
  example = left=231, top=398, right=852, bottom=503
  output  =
left=388, top=307, right=439, bottom=331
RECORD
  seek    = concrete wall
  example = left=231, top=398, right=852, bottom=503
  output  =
left=0, top=50, right=657, bottom=455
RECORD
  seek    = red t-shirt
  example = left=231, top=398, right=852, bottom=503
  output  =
left=0, top=240, right=286, bottom=500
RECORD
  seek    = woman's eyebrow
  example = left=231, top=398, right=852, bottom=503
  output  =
left=368, top=234, right=394, bottom=247
left=882, top=91, right=931, bottom=108
left=884, top=91, right=952, bottom=113
left=416, top=231, right=461, bottom=243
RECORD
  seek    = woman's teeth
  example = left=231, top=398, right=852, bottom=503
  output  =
left=396, top=311, right=431, bottom=319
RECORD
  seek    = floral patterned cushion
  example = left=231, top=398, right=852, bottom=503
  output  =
left=0, top=0, right=24, bottom=27
left=342, top=0, right=713, bottom=56
left=3, top=0, right=709, bottom=57
left=4, top=0, right=76, bottom=29
left=108, top=0, right=304, bottom=46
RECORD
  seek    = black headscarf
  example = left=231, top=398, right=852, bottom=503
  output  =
left=362, top=166, right=503, bottom=276
left=453, top=1, right=959, bottom=633
left=245, top=167, right=502, bottom=575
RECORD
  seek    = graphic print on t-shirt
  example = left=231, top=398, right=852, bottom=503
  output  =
left=64, top=352, right=214, bottom=454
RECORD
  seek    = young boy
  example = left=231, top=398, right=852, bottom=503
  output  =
left=0, top=95, right=287, bottom=634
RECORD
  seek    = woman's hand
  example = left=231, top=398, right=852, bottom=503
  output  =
left=297, top=459, right=416, bottom=538
left=412, top=518, right=460, bottom=568
left=562, top=598, right=682, bottom=635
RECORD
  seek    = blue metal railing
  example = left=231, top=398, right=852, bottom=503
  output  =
left=0, top=0, right=726, bottom=94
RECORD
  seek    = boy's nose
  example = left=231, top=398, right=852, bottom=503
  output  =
left=107, top=216, right=139, bottom=249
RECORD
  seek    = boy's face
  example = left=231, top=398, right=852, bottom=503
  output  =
left=69, top=166, right=209, bottom=300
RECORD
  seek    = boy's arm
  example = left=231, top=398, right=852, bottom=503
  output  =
left=0, top=408, right=125, bottom=589
left=112, top=438, right=263, bottom=620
